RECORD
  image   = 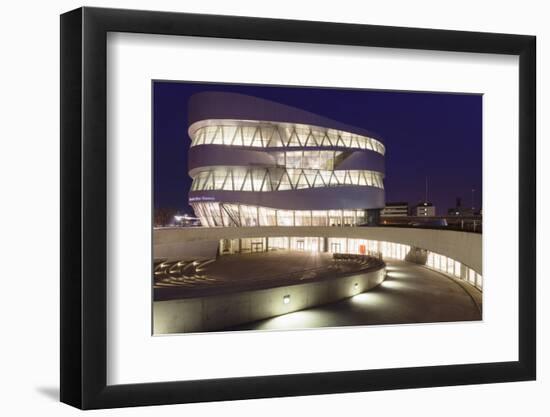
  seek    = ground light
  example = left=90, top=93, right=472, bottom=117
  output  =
left=283, top=294, right=291, bottom=304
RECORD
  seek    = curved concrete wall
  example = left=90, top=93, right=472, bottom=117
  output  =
left=188, top=145, right=278, bottom=176
left=333, top=150, right=385, bottom=172
left=188, top=186, right=385, bottom=210
left=188, top=92, right=383, bottom=140
left=154, top=226, right=482, bottom=274
left=154, top=266, right=386, bottom=334
left=188, top=145, right=385, bottom=176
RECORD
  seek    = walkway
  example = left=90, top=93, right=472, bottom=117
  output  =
left=226, top=260, right=481, bottom=331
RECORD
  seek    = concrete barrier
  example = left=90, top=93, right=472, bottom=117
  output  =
left=153, top=266, right=385, bottom=334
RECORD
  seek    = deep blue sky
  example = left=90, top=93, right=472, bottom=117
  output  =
left=153, top=81, right=482, bottom=216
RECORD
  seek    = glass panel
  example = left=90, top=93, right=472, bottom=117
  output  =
left=311, top=210, right=328, bottom=226
left=222, top=126, right=238, bottom=145
left=198, top=128, right=207, bottom=145
left=220, top=206, right=230, bottom=226
left=210, top=126, right=223, bottom=145
left=222, top=204, right=241, bottom=226
left=310, top=131, right=322, bottom=147
left=295, top=128, right=309, bottom=146
left=252, top=169, right=265, bottom=192
left=305, top=131, right=318, bottom=146
left=427, top=252, right=434, bottom=267
left=277, top=171, right=293, bottom=190
left=232, top=168, right=247, bottom=191
left=295, top=210, right=312, bottom=226
left=268, top=128, right=284, bottom=147
left=213, top=169, right=227, bottom=189
left=258, top=207, right=276, bottom=226
left=328, top=172, right=340, bottom=186
left=232, top=126, right=243, bottom=146
left=241, top=170, right=253, bottom=191
left=302, top=151, right=320, bottom=169
left=320, top=133, right=333, bottom=146
left=204, top=126, right=217, bottom=144
left=334, top=171, right=346, bottom=184
left=343, top=171, right=353, bottom=185
left=454, top=261, right=461, bottom=277
left=319, top=151, right=333, bottom=170
left=272, top=152, right=285, bottom=166
left=285, top=151, right=302, bottom=168
left=329, top=210, right=342, bottom=226
left=340, top=133, right=352, bottom=147
left=287, top=130, right=302, bottom=147
left=261, top=172, right=273, bottom=191
left=364, top=171, right=373, bottom=186
left=476, top=274, right=483, bottom=288
left=260, top=127, right=274, bottom=146
left=286, top=169, right=301, bottom=188
left=277, top=210, right=294, bottom=226
left=358, top=171, right=368, bottom=186
left=239, top=205, right=258, bottom=226
left=447, top=258, right=454, bottom=274
left=250, top=127, right=263, bottom=147
left=242, top=126, right=255, bottom=146
left=376, top=173, right=384, bottom=188
left=312, top=172, right=325, bottom=187
left=295, top=171, right=310, bottom=189
left=319, top=170, right=332, bottom=185
left=222, top=170, right=234, bottom=190
left=202, top=171, right=214, bottom=190
left=304, top=170, right=317, bottom=187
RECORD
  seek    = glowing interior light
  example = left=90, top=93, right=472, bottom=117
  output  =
left=283, top=295, right=291, bottom=304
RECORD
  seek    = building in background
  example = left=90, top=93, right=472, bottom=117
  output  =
left=415, top=201, right=436, bottom=216
left=447, top=197, right=475, bottom=217
left=187, top=92, right=386, bottom=227
left=381, top=202, right=409, bottom=217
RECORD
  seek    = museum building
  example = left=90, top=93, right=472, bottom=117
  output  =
left=187, top=92, right=386, bottom=228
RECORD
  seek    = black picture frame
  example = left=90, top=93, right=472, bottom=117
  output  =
left=60, top=6, right=536, bottom=410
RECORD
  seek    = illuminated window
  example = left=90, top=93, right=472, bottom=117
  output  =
left=469, top=269, right=476, bottom=284
left=277, top=210, right=294, bottom=226
left=295, top=210, right=312, bottom=226
left=312, top=211, right=328, bottom=226
left=454, top=261, right=461, bottom=277
left=189, top=121, right=385, bottom=155
left=476, top=273, right=483, bottom=289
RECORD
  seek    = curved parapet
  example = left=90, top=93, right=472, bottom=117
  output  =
left=189, top=187, right=385, bottom=211
left=154, top=226, right=482, bottom=276
left=186, top=92, right=386, bottom=227
left=188, top=92, right=383, bottom=142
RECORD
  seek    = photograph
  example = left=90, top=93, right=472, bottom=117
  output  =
left=152, top=81, right=483, bottom=335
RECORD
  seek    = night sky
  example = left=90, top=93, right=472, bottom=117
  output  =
left=153, top=81, right=482, bottom=216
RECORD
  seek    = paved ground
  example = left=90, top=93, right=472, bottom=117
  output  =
left=225, top=260, right=482, bottom=331
left=154, top=251, right=382, bottom=300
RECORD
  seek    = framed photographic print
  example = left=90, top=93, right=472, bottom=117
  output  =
left=60, top=6, right=536, bottom=409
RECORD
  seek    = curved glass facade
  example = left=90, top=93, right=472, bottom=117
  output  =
left=189, top=120, right=385, bottom=155
left=192, top=202, right=370, bottom=227
left=190, top=167, right=384, bottom=192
